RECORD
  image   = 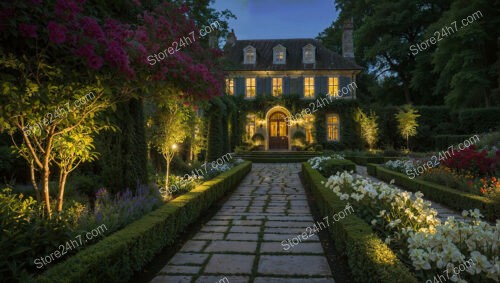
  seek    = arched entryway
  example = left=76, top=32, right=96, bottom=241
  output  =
left=268, top=111, right=288, bottom=150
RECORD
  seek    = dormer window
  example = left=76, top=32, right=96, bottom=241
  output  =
left=273, top=44, right=286, bottom=64
left=244, top=46, right=256, bottom=64
left=302, top=44, right=316, bottom=64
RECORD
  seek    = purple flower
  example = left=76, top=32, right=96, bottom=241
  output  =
left=19, top=24, right=38, bottom=38
left=47, top=21, right=67, bottom=44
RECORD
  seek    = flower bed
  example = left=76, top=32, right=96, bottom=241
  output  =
left=35, top=161, right=252, bottom=283
left=370, top=164, right=498, bottom=222
left=323, top=170, right=499, bottom=282
left=307, top=154, right=355, bottom=178
left=302, top=163, right=417, bottom=283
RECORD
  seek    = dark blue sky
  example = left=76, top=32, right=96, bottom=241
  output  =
left=212, top=0, right=339, bottom=40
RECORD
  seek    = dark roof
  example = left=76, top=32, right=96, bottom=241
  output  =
left=224, top=38, right=362, bottom=71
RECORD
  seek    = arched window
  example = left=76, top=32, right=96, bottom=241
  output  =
left=273, top=44, right=286, bottom=64
left=302, top=44, right=316, bottom=64
left=243, top=46, right=256, bottom=64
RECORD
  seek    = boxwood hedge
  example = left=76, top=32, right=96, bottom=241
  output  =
left=36, top=161, right=252, bottom=283
left=302, top=163, right=417, bottom=283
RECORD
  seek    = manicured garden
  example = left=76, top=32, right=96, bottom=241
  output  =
left=303, top=152, right=499, bottom=283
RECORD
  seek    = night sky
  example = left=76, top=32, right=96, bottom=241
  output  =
left=212, top=0, right=339, bottom=40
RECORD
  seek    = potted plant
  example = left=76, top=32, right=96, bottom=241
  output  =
left=251, top=133, right=265, bottom=151
left=291, top=131, right=306, bottom=151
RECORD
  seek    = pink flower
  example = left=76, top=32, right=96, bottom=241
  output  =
left=54, top=0, right=82, bottom=21
left=80, top=17, right=105, bottom=43
left=105, top=41, right=128, bottom=68
left=19, top=24, right=38, bottom=38
left=47, top=21, right=68, bottom=44
left=87, top=55, right=104, bottom=69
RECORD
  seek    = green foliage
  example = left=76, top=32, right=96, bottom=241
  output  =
left=302, top=163, right=417, bottom=283
left=356, top=108, right=379, bottom=150
left=291, top=131, right=306, bottom=147
left=251, top=133, right=265, bottom=144
left=429, top=1, right=499, bottom=108
left=457, top=108, right=500, bottom=134
left=369, top=165, right=498, bottom=222
left=318, top=159, right=356, bottom=178
left=433, top=135, right=473, bottom=150
left=36, top=162, right=252, bottom=283
left=94, top=99, right=148, bottom=193
left=395, top=105, right=420, bottom=150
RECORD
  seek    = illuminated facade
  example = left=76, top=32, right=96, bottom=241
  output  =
left=223, top=26, right=361, bottom=150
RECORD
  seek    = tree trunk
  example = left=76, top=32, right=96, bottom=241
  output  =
left=56, top=170, right=68, bottom=212
left=165, top=157, right=171, bottom=198
left=42, top=165, right=51, bottom=218
left=29, top=160, right=41, bottom=202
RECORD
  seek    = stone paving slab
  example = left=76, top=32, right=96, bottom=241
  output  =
left=151, top=164, right=334, bottom=283
left=204, top=254, right=255, bottom=274
left=258, top=255, right=332, bottom=276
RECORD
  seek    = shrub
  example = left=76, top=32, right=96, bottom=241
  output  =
left=291, top=131, right=306, bottom=147
left=302, top=163, right=417, bottom=283
left=36, top=161, right=251, bottom=283
left=314, top=144, right=323, bottom=151
left=318, top=159, right=356, bottom=178
left=369, top=165, right=499, bottom=222
left=434, top=135, right=472, bottom=150
left=441, top=145, right=496, bottom=176
left=457, top=108, right=500, bottom=134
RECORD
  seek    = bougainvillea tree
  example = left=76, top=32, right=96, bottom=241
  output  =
left=0, top=0, right=225, bottom=217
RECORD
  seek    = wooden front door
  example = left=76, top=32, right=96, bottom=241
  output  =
left=268, top=112, right=288, bottom=150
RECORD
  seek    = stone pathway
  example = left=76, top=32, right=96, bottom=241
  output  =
left=151, top=163, right=335, bottom=283
left=356, top=165, right=465, bottom=222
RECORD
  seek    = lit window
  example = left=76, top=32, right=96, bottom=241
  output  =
left=244, top=46, right=256, bottom=64
left=327, top=114, right=339, bottom=141
left=225, top=78, right=234, bottom=95
left=304, top=77, right=315, bottom=98
left=328, top=77, right=339, bottom=97
left=246, top=114, right=256, bottom=140
left=303, top=44, right=316, bottom=63
left=273, top=45, right=286, bottom=64
left=246, top=78, right=256, bottom=98
left=272, top=78, right=282, bottom=96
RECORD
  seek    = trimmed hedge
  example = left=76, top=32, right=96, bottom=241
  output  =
left=368, top=165, right=498, bottom=222
left=36, top=161, right=252, bottom=283
left=433, top=135, right=473, bottom=150
left=457, top=108, right=500, bottom=134
left=319, top=159, right=356, bottom=177
left=345, top=155, right=400, bottom=166
left=302, top=163, right=417, bottom=283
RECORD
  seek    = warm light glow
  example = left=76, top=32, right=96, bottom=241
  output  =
left=304, top=77, right=314, bottom=98
left=327, top=114, right=339, bottom=141
left=272, top=78, right=282, bottom=96
left=328, top=77, right=339, bottom=97
left=172, top=144, right=178, bottom=150
left=246, top=78, right=256, bottom=98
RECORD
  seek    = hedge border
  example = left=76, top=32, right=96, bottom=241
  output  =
left=345, top=156, right=400, bottom=166
left=36, top=161, right=252, bottom=283
left=302, top=163, right=417, bottom=283
left=367, top=164, right=498, bottom=222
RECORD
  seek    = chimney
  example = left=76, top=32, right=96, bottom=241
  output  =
left=209, top=31, right=218, bottom=48
left=225, top=29, right=236, bottom=48
left=342, top=18, right=354, bottom=59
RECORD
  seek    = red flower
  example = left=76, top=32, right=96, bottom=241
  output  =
left=19, top=24, right=38, bottom=38
left=47, top=21, right=68, bottom=44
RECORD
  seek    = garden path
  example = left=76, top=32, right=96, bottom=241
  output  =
left=355, top=165, right=465, bottom=222
left=150, top=163, right=335, bottom=283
